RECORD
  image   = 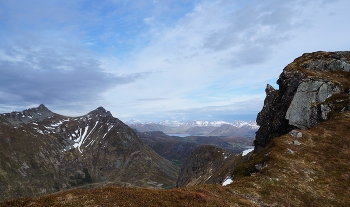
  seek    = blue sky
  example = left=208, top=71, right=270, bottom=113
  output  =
left=0, top=0, right=349, bottom=122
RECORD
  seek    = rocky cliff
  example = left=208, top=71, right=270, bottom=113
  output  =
left=0, top=105, right=179, bottom=201
left=254, top=51, right=350, bottom=152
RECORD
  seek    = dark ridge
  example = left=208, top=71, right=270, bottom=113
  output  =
left=2, top=104, right=55, bottom=125
left=87, top=106, right=113, bottom=117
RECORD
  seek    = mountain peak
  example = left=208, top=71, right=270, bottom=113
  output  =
left=1, top=104, right=55, bottom=125
left=36, top=104, right=50, bottom=111
left=87, top=106, right=112, bottom=117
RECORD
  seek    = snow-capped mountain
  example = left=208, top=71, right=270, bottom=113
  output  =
left=126, top=120, right=259, bottom=129
left=126, top=119, right=259, bottom=137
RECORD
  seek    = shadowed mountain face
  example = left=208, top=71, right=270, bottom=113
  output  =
left=135, top=131, right=197, bottom=166
left=0, top=105, right=179, bottom=201
left=135, top=130, right=254, bottom=168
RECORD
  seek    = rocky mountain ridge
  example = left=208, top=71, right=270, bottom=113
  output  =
left=0, top=105, right=179, bottom=201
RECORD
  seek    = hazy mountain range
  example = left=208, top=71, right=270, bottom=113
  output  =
left=126, top=120, right=259, bottom=138
left=126, top=119, right=258, bottom=128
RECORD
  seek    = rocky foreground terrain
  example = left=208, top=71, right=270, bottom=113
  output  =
left=1, top=51, right=350, bottom=206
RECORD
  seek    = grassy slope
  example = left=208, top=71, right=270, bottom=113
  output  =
left=2, top=111, right=349, bottom=206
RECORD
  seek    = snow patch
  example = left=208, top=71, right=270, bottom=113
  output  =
left=36, top=129, right=44, bottom=135
left=222, top=176, right=233, bottom=186
left=73, top=126, right=89, bottom=153
left=103, top=124, right=114, bottom=139
left=51, top=118, right=70, bottom=127
left=86, top=139, right=95, bottom=147
left=241, top=148, right=254, bottom=156
left=127, top=120, right=259, bottom=128
left=70, top=121, right=99, bottom=152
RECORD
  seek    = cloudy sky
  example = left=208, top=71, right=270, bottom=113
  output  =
left=0, top=0, right=349, bottom=122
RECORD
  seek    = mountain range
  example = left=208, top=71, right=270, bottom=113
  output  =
left=0, top=105, right=178, bottom=201
left=1, top=51, right=350, bottom=206
left=126, top=119, right=258, bottom=128
left=126, top=120, right=258, bottom=137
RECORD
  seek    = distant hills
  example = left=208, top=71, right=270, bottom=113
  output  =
left=126, top=120, right=258, bottom=137
left=135, top=130, right=254, bottom=167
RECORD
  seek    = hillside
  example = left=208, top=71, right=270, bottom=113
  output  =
left=208, top=124, right=257, bottom=138
left=2, top=51, right=350, bottom=206
left=0, top=105, right=179, bottom=201
left=136, top=131, right=253, bottom=167
left=135, top=131, right=197, bottom=166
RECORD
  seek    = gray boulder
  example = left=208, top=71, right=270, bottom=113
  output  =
left=290, top=130, right=302, bottom=138
left=285, top=80, right=341, bottom=129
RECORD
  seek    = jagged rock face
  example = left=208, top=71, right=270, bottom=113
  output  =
left=0, top=105, right=179, bottom=201
left=254, top=51, right=350, bottom=152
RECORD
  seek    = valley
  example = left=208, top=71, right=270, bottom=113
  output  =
left=135, top=130, right=254, bottom=167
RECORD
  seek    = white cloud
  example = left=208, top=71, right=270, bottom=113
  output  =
left=0, top=0, right=349, bottom=122
left=101, top=0, right=350, bottom=121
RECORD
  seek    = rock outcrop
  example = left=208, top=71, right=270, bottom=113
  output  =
left=254, top=51, right=350, bottom=152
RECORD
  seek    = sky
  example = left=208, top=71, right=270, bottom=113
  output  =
left=0, top=0, right=349, bottom=122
